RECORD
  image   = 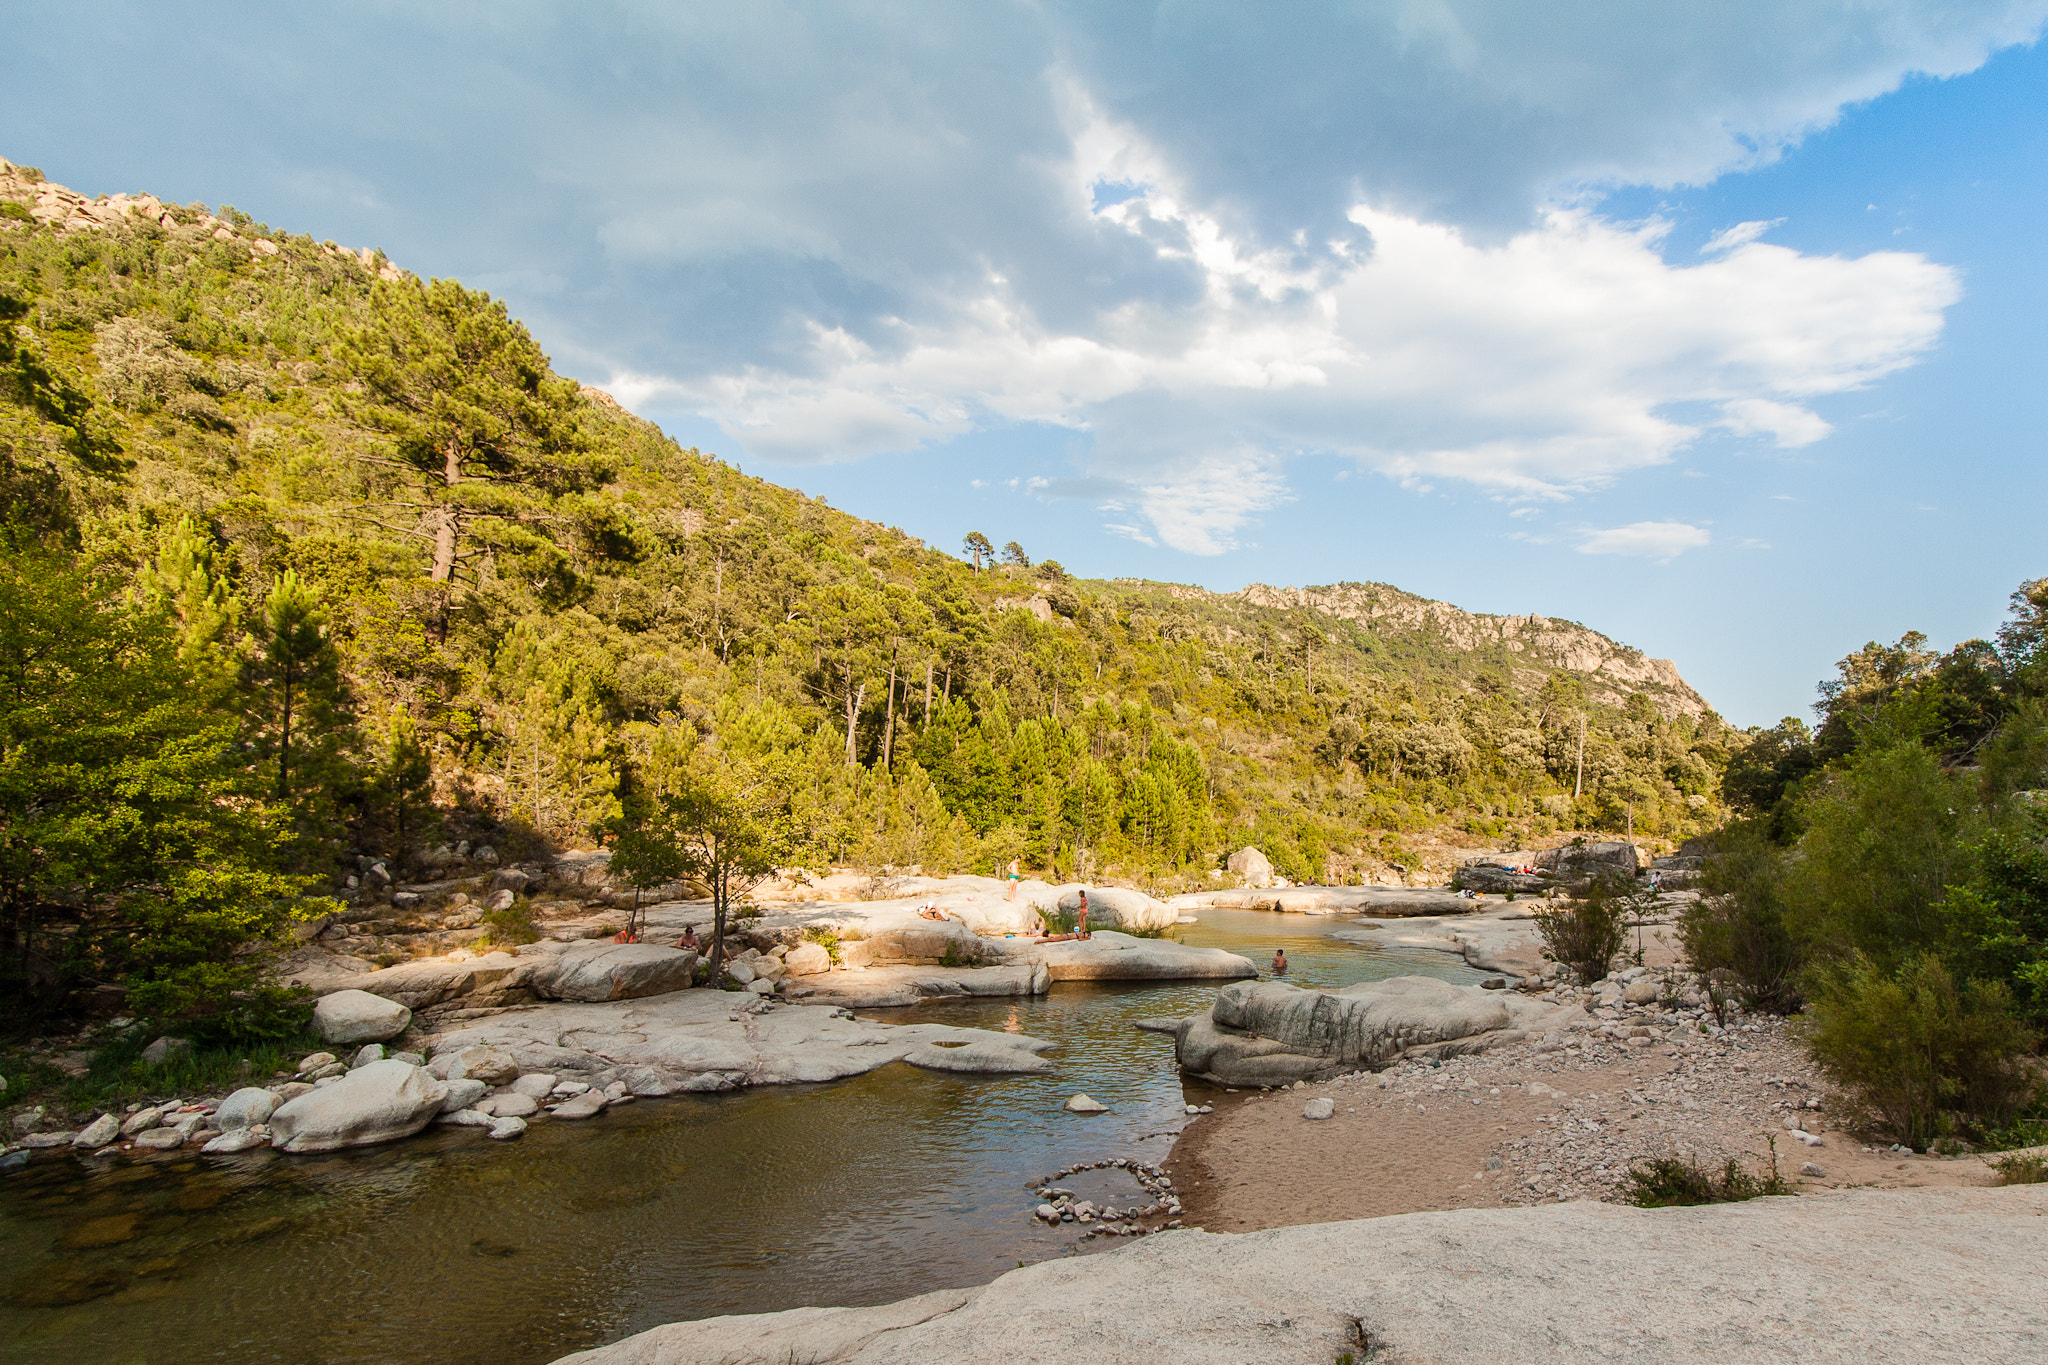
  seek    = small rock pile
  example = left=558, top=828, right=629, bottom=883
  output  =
left=1028, top=1158, right=1184, bottom=1237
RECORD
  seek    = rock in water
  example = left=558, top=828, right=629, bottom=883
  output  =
left=476, top=1093, right=539, bottom=1119
left=488, top=1117, right=528, bottom=1141
left=121, top=1107, right=164, bottom=1137
left=1065, top=1094, right=1109, bottom=1114
left=1302, top=1097, right=1336, bottom=1120
left=132, top=1127, right=187, bottom=1150
left=215, top=1087, right=278, bottom=1130
left=525, top=943, right=698, bottom=1002
left=267, top=1059, right=449, bottom=1153
left=71, top=1114, right=120, bottom=1148
left=550, top=1091, right=608, bottom=1120
left=509, top=1073, right=557, bottom=1098
left=202, top=1129, right=268, bottom=1154
left=311, top=989, right=413, bottom=1045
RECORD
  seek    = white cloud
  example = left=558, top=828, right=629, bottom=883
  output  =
left=1576, top=521, right=1713, bottom=561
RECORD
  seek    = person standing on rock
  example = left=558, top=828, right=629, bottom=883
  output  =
left=1076, top=890, right=1090, bottom=940
left=1006, top=859, right=1022, bottom=901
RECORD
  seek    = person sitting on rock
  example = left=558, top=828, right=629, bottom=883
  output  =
left=677, top=927, right=700, bottom=952
left=917, top=901, right=961, bottom=923
left=1271, top=947, right=1288, bottom=974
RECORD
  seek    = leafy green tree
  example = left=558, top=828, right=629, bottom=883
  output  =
left=610, top=718, right=795, bottom=977
left=342, top=277, right=604, bottom=589
left=361, top=707, right=438, bottom=856
left=0, top=549, right=312, bottom=1036
left=243, top=570, right=354, bottom=806
left=1941, top=803, right=2048, bottom=1022
left=1678, top=821, right=1802, bottom=1013
left=1784, top=742, right=1972, bottom=967
left=961, top=531, right=992, bottom=573
left=140, top=516, right=236, bottom=663
left=1000, top=540, right=1030, bottom=568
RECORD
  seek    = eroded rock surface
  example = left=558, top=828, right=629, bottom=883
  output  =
left=1152, top=976, right=1584, bottom=1086
left=553, top=1187, right=2048, bottom=1365
left=268, top=1059, right=449, bottom=1153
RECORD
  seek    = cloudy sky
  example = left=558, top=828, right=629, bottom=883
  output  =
left=7, top=2, right=2046, bottom=724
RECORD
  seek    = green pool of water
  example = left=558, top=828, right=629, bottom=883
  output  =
left=0, top=910, right=1486, bottom=1365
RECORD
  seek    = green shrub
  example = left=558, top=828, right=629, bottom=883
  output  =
left=1624, top=1150, right=1791, bottom=1206
left=478, top=898, right=541, bottom=947
left=802, top=925, right=843, bottom=963
left=1533, top=878, right=1629, bottom=984
left=1989, top=1151, right=2048, bottom=1185
left=1679, top=822, right=1803, bottom=1013
left=1802, top=953, right=2038, bottom=1151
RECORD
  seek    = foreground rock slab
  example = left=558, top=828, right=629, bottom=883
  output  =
left=555, top=1186, right=2048, bottom=1365
left=1151, top=975, right=1584, bottom=1086
left=421, top=992, right=1055, bottom=1092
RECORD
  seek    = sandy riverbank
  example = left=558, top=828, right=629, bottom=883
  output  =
left=1163, top=1014, right=2012, bottom=1232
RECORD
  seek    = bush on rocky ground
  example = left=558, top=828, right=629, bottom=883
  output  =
left=1532, top=879, right=1630, bottom=984
left=477, top=899, right=541, bottom=947
left=1624, top=1151, right=1792, bottom=1207
left=1802, top=953, right=2038, bottom=1152
left=1679, top=821, right=1803, bottom=1014
left=1990, top=1151, right=2048, bottom=1185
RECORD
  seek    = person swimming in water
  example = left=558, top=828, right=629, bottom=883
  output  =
left=1271, top=947, right=1288, bottom=974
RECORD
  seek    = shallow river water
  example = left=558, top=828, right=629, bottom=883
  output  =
left=0, top=911, right=1488, bottom=1365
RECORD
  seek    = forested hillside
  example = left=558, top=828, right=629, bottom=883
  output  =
left=1, top=156, right=1745, bottom=1029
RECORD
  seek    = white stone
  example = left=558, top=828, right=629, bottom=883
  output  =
left=202, top=1129, right=268, bottom=1154
left=296, top=1051, right=337, bottom=1074
left=351, top=1043, right=388, bottom=1068
left=1802, top=1163, right=1826, bottom=1178
left=510, top=1073, right=557, bottom=1098
left=132, top=1127, right=187, bottom=1150
left=121, top=1107, right=164, bottom=1137
left=267, top=1059, right=449, bottom=1153
left=477, top=1093, right=540, bottom=1119
left=427, top=1045, right=519, bottom=1085
left=1302, top=1098, right=1336, bottom=1120
left=438, top=1079, right=489, bottom=1113
left=1065, top=1094, right=1110, bottom=1114
left=488, top=1116, right=528, bottom=1140
left=784, top=941, right=833, bottom=976
left=72, top=1114, right=120, bottom=1148
left=215, top=1088, right=278, bottom=1130
left=311, top=989, right=412, bottom=1045
left=551, top=1091, right=608, bottom=1119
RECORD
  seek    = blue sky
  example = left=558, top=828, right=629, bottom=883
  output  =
left=5, top=2, right=2044, bottom=726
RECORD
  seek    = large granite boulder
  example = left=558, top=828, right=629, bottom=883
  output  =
left=325, top=952, right=534, bottom=1010
left=525, top=943, right=699, bottom=1001
left=1455, top=860, right=1554, bottom=895
left=1049, top=885, right=1177, bottom=932
left=1001, top=931, right=1257, bottom=983
left=311, top=989, right=413, bottom=1045
left=268, top=1059, right=449, bottom=1153
left=1227, top=846, right=1275, bottom=888
left=1536, top=841, right=1642, bottom=889
left=1148, top=976, right=1581, bottom=1086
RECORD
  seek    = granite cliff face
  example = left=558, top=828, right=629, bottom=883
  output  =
left=1232, top=581, right=1706, bottom=718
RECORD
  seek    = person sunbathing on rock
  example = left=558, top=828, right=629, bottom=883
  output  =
left=917, top=901, right=962, bottom=922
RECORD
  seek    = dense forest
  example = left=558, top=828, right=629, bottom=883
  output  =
left=2, top=159, right=1735, bottom=1035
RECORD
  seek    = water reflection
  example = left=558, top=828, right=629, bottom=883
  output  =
left=0, top=910, right=1484, bottom=1365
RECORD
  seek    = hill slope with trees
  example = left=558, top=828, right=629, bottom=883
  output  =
left=2, top=156, right=1737, bottom=1035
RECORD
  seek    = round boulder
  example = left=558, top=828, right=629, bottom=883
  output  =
left=312, top=989, right=413, bottom=1045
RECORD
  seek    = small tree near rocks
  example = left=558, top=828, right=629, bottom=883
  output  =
left=1533, top=877, right=1630, bottom=984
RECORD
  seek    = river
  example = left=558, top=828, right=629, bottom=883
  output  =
left=0, top=910, right=1490, bottom=1365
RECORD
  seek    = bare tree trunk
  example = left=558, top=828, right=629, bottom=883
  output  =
left=1574, top=713, right=1586, bottom=799
left=882, top=641, right=898, bottom=769
left=277, top=672, right=295, bottom=800
left=843, top=675, right=866, bottom=767
left=430, top=436, right=461, bottom=583
left=923, top=660, right=933, bottom=726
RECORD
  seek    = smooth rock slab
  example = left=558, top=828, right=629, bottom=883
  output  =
left=132, top=1128, right=187, bottom=1151
left=552, top=1187, right=2048, bottom=1365
left=488, top=1117, right=528, bottom=1141
left=1153, top=976, right=1585, bottom=1087
left=438, top=1079, right=489, bottom=1113
left=550, top=1091, right=608, bottom=1120
left=476, top=1093, right=539, bottom=1119
left=525, top=943, right=699, bottom=1002
left=419, top=991, right=1055, bottom=1092
left=268, top=1060, right=449, bottom=1153
left=312, top=990, right=412, bottom=1045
